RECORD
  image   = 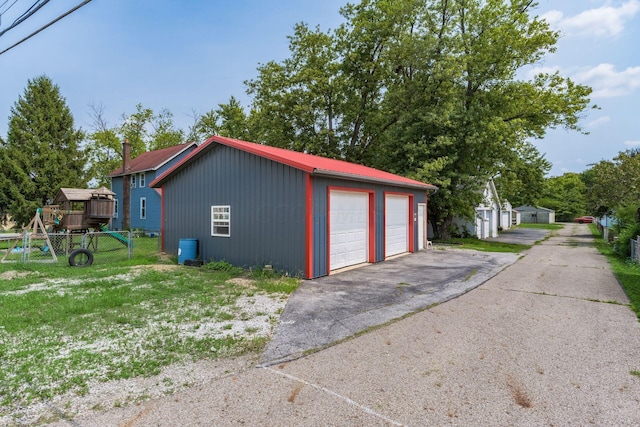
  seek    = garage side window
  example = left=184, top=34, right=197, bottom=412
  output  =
left=211, top=205, right=230, bottom=237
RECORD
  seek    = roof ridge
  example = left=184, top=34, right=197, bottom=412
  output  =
left=151, top=136, right=436, bottom=190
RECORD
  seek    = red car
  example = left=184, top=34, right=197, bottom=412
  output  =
left=574, top=216, right=595, bottom=224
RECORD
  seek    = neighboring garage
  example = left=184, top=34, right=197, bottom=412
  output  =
left=515, top=205, right=556, bottom=224
left=151, top=136, right=437, bottom=279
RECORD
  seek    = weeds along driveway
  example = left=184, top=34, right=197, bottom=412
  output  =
left=261, top=247, right=520, bottom=365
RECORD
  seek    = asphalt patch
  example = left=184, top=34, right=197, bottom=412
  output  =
left=260, top=248, right=520, bottom=365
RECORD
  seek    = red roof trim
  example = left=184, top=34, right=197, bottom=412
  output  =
left=150, top=136, right=437, bottom=191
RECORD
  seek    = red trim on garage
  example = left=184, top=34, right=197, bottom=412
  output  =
left=383, top=191, right=414, bottom=256
left=326, top=186, right=375, bottom=275
left=151, top=136, right=437, bottom=191
left=305, top=173, right=313, bottom=279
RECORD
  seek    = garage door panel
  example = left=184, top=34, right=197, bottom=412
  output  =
left=330, top=191, right=368, bottom=270
left=385, top=195, right=409, bottom=257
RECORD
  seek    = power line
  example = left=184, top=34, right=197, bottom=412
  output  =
left=0, top=0, right=51, bottom=38
left=0, top=0, right=92, bottom=57
left=0, top=0, right=19, bottom=15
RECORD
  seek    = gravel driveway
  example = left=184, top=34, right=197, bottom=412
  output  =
left=52, top=223, right=640, bottom=426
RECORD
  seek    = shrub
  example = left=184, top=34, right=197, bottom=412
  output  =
left=203, top=259, right=241, bottom=274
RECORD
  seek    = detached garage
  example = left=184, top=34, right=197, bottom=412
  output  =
left=151, top=136, right=437, bottom=279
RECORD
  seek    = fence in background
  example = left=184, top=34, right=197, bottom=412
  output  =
left=631, top=236, right=640, bottom=263
left=1, top=231, right=132, bottom=264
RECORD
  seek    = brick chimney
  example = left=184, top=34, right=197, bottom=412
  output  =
left=123, top=139, right=131, bottom=173
left=122, top=140, right=131, bottom=230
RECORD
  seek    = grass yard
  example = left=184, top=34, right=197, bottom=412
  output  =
left=518, top=223, right=565, bottom=230
left=590, top=225, right=640, bottom=319
left=434, top=238, right=531, bottom=253
left=0, top=238, right=299, bottom=423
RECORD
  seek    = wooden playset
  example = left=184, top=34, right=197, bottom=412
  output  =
left=1, top=187, right=118, bottom=262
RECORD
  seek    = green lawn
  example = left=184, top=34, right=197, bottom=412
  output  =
left=518, top=223, right=565, bottom=230
left=0, top=241, right=299, bottom=420
left=590, top=224, right=640, bottom=319
left=434, top=238, right=531, bottom=253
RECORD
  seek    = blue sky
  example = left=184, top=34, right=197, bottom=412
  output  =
left=1, top=0, right=638, bottom=177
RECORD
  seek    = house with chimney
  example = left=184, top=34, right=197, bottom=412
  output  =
left=108, top=141, right=198, bottom=233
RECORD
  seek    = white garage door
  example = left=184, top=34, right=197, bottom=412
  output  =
left=330, top=191, right=368, bottom=270
left=385, top=195, right=409, bottom=257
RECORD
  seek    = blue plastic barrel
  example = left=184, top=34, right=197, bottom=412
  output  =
left=178, top=238, right=198, bottom=264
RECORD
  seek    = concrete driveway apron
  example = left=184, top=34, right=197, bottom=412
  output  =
left=261, top=248, right=520, bottom=365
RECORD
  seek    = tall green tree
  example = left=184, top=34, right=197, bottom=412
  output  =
left=584, top=150, right=640, bottom=217
left=149, top=109, right=184, bottom=150
left=84, top=104, right=122, bottom=188
left=538, top=173, right=587, bottom=222
left=379, top=0, right=592, bottom=236
left=86, top=103, right=185, bottom=186
left=494, top=142, right=551, bottom=207
left=583, top=150, right=640, bottom=256
left=0, top=76, right=87, bottom=226
left=245, top=0, right=593, bottom=238
left=188, top=96, right=253, bottom=142
left=247, top=23, right=345, bottom=157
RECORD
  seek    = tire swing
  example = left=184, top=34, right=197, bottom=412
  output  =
left=69, top=248, right=94, bottom=267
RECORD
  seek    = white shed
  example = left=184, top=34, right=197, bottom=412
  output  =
left=454, top=180, right=501, bottom=239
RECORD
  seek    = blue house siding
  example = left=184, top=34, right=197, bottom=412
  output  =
left=129, top=172, right=160, bottom=232
left=110, top=172, right=161, bottom=231
left=309, top=176, right=426, bottom=278
left=110, top=146, right=196, bottom=232
left=162, top=145, right=307, bottom=275
left=158, top=155, right=187, bottom=176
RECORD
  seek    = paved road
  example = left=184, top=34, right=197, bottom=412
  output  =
left=53, top=224, right=640, bottom=426
left=487, top=226, right=549, bottom=245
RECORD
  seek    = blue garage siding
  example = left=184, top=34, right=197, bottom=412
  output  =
left=311, top=176, right=426, bottom=278
left=163, top=145, right=307, bottom=276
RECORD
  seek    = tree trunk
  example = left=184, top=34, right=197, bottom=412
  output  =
left=429, top=209, right=454, bottom=240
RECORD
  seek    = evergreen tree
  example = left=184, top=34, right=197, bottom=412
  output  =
left=1, top=76, right=87, bottom=226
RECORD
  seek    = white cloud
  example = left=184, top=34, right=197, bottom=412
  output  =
left=624, top=140, right=640, bottom=147
left=524, top=65, right=561, bottom=80
left=587, top=116, right=612, bottom=128
left=525, top=63, right=640, bottom=98
left=573, top=63, right=640, bottom=97
left=542, top=0, right=640, bottom=37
